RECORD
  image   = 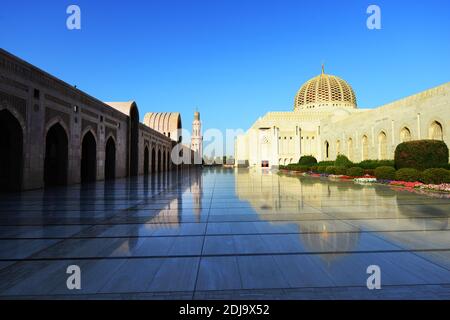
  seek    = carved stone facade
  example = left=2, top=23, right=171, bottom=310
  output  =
left=235, top=70, right=450, bottom=167
left=0, top=49, right=193, bottom=192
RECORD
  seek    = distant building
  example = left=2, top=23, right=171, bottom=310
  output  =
left=191, top=111, right=203, bottom=164
left=235, top=66, right=449, bottom=167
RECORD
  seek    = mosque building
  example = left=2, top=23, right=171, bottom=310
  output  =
left=235, top=66, right=449, bottom=167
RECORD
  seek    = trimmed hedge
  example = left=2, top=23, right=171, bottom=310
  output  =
left=421, top=168, right=450, bottom=184
left=335, top=166, right=348, bottom=175
left=298, top=156, right=318, bottom=166
left=395, top=140, right=449, bottom=170
left=318, top=161, right=335, bottom=167
left=317, top=166, right=328, bottom=173
left=286, top=164, right=310, bottom=172
left=395, top=168, right=421, bottom=182
left=374, top=166, right=396, bottom=180
left=325, top=166, right=336, bottom=174
left=347, top=167, right=364, bottom=177
left=335, top=155, right=353, bottom=168
left=358, top=160, right=395, bottom=169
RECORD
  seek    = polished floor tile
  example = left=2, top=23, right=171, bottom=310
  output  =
left=0, top=168, right=449, bottom=299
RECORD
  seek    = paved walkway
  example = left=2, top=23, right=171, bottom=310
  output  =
left=0, top=168, right=449, bottom=299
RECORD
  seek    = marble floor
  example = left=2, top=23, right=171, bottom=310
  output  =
left=0, top=167, right=449, bottom=299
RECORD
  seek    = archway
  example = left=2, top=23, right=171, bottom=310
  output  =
left=324, top=141, right=330, bottom=159
left=129, top=105, right=139, bottom=176
left=105, top=137, right=116, bottom=180
left=44, top=123, right=68, bottom=187
left=429, top=121, right=443, bottom=140
left=336, top=140, right=341, bottom=155
left=157, top=149, right=162, bottom=172
left=362, top=135, right=369, bottom=160
left=378, top=131, right=387, bottom=160
left=166, top=150, right=170, bottom=170
left=151, top=148, right=156, bottom=174
left=400, top=127, right=412, bottom=142
left=347, top=138, right=353, bottom=161
left=0, top=110, right=23, bottom=192
left=162, top=150, right=166, bottom=172
left=144, top=146, right=149, bottom=175
left=81, top=131, right=97, bottom=183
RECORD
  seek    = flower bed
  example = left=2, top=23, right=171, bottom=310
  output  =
left=354, top=177, right=377, bottom=183
left=279, top=168, right=450, bottom=196
left=389, top=181, right=423, bottom=188
left=419, top=183, right=450, bottom=193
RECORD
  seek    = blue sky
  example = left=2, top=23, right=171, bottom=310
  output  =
left=1, top=0, right=449, bottom=156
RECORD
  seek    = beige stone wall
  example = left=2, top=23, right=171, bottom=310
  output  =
left=0, top=49, right=192, bottom=191
left=320, top=82, right=450, bottom=162
left=235, top=82, right=450, bottom=166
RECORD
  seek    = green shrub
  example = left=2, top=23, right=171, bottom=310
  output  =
left=421, top=168, right=450, bottom=184
left=364, top=169, right=375, bottom=176
left=310, top=166, right=319, bottom=172
left=395, top=140, right=449, bottom=170
left=317, top=166, right=328, bottom=173
left=298, top=156, right=318, bottom=166
left=335, top=166, right=348, bottom=175
left=318, top=161, right=335, bottom=167
left=286, top=164, right=310, bottom=172
left=395, top=168, right=421, bottom=182
left=358, top=160, right=395, bottom=169
left=374, top=166, right=396, bottom=180
left=325, top=166, right=336, bottom=174
left=347, top=167, right=364, bottom=177
left=335, top=155, right=353, bottom=168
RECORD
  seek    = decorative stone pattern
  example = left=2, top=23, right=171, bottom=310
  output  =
left=0, top=48, right=196, bottom=191
left=236, top=71, right=450, bottom=167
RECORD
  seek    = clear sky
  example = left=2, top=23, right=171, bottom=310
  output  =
left=1, top=0, right=449, bottom=156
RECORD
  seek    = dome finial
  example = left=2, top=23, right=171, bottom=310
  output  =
left=321, top=63, right=325, bottom=75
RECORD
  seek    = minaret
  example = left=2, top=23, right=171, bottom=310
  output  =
left=191, top=110, right=203, bottom=165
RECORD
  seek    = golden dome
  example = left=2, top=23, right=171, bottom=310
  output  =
left=294, top=67, right=357, bottom=111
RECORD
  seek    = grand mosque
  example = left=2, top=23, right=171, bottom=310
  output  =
left=235, top=67, right=449, bottom=167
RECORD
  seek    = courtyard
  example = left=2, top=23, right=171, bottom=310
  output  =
left=0, top=168, right=449, bottom=299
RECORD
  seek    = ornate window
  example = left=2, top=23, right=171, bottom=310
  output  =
left=400, top=127, right=411, bottom=142
left=378, top=131, right=388, bottom=160
left=429, top=121, right=443, bottom=140
left=362, top=135, right=369, bottom=161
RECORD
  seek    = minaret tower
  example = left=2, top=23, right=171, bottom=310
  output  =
left=191, top=110, right=203, bottom=164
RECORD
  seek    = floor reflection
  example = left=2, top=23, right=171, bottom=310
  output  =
left=0, top=167, right=449, bottom=299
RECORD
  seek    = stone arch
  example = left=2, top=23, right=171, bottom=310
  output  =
left=336, top=140, right=341, bottom=155
left=157, top=148, right=161, bottom=172
left=429, top=121, right=443, bottom=140
left=378, top=131, right=388, bottom=160
left=162, top=148, right=166, bottom=172
left=151, top=147, right=156, bottom=174
left=105, top=136, right=116, bottom=180
left=144, top=145, right=150, bottom=175
left=166, top=149, right=171, bottom=170
left=324, top=141, right=330, bottom=159
left=105, top=101, right=139, bottom=176
left=0, top=101, right=27, bottom=135
left=81, top=131, right=97, bottom=183
left=400, top=127, right=412, bottom=142
left=347, top=138, right=353, bottom=161
left=0, top=109, right=24, bottom=191
left=361, top=135, right=369, bottom=161
left=44, top=122, right=68, bottom=187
